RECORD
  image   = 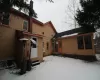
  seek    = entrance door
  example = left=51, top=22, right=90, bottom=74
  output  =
left=31, top=38, right=38, bottom=58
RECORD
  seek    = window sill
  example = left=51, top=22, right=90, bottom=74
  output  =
left=23, top=30, right=28, bottom=33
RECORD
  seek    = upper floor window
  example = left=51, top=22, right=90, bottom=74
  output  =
left=23, top=20, right=28, bottom=31
left=0, top=12, right=10, bottom=25
left=84, top=35, right=92, bottom=49
left=77, top=36, right=84, bottom=49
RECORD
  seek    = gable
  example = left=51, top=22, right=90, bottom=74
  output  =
left=44, top=21, right=57, bottom=34
left=43, top=23, right=56, bottom=37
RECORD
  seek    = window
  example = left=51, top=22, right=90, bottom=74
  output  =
left=31, top=38, right=37, bottom=48
left=0, top=12, right=10, bottom=25
left=59, top=41, right=62, bottom=48
left=23, top=20, right=28, bottom=31
left=77, top=36, right=84, bottom=49
left=31, top=42, right=36, bottom=48
left=43, top=42, right=44, bottom=47
left=47, top=42, right=49, bottom=50
left=84, top=35, right=92, bottom=49
left=42, top=32, right=44, bottom=35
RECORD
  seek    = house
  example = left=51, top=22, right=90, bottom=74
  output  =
left=53, top=29, right=96, bottom=61
left=0, top=8, right=57, bottom=68
left=0, top=8, right=44, bottom=67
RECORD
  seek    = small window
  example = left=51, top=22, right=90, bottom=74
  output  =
left=77, top=36, right=84, bottom=49
left=43, top=42, right=44, bottom=47
left=59, top=41, right=62, bottom=48
left=84, top=35, right=92, bottom=49
left=23, top=20, right=28, bottom=31
left=47, top=42, right=49, bottom=50
left=31, top=38, right=37, bottom=48
left=42, top=32, right=44, bottom=35
left=31, top=42, right=36, bottom=48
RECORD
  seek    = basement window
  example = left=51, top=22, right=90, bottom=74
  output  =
left=84, top=35, right=92, bottom=49
left=77, top=36, right=84, bottom=49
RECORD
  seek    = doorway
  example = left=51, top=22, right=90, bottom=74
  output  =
left=31, top=37, right=38, bottom=58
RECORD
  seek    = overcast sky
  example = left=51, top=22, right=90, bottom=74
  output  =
left=32, top=0, right=80, bottom=32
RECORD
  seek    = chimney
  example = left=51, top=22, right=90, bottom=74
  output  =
left=30, top=0, right=33, bottom=9
left=29, top=0, right=33, bottom=17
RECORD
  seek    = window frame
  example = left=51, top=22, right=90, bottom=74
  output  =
left=47, top=42, right=49, bottom=50
left=0, top=12, right=10, bottom=25
left=77, top=36, right=84, bottom=49
left=84, top=35, right=92, bottom=49
left=23, top=20, right=28, bottom=31
left=59, top=41, right=62, bottom=48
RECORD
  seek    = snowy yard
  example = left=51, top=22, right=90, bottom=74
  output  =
left=0, top=56, right=100, bottom=80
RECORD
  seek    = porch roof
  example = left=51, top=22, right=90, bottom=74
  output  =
left=58, top=32, right=93, bottom=40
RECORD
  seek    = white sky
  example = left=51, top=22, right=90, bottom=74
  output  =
left=33, top=0, right=80, bottom=32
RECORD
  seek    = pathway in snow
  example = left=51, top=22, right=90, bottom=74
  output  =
left=0, top=56, right=100, bottom=80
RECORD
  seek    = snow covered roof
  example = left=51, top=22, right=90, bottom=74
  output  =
left=61, top=33, right=78, bottom=38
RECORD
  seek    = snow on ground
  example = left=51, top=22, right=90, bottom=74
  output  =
left=0, top=56, right=100, bottom=80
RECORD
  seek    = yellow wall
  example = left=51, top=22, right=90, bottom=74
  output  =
left=38, top=37, right=43, bottom=61
left=58, top=34, right=95, bottom=55
left=0, top=26, right=15, bottom=60
left=32, top=23, right=43, bottom=35
left=9, top=14, right=28, bottom=31
left=0, top=13, right=28, bottom=60
left=43, top=24, right=55, bottom=56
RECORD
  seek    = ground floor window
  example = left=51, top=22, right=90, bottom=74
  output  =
left=84, top=35, right=92, bottom=49
left=47, top=42, right=49, bottom=50
left=31, top=38, right=37, bottom=48
left=77, top=35, right=92, bottom=49
left=77, top=36, right=84, bottom=49
left=43, top=42, right=44, bottom=48
left=59, top=41, right=62, bottom=48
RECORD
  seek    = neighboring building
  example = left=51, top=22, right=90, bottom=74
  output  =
left=53, top=28, right=96, bottom=60
left=56, top=33, right=95, bottom=56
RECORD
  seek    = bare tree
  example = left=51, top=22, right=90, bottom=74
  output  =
left=65, top=0, right=80, bottom=28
